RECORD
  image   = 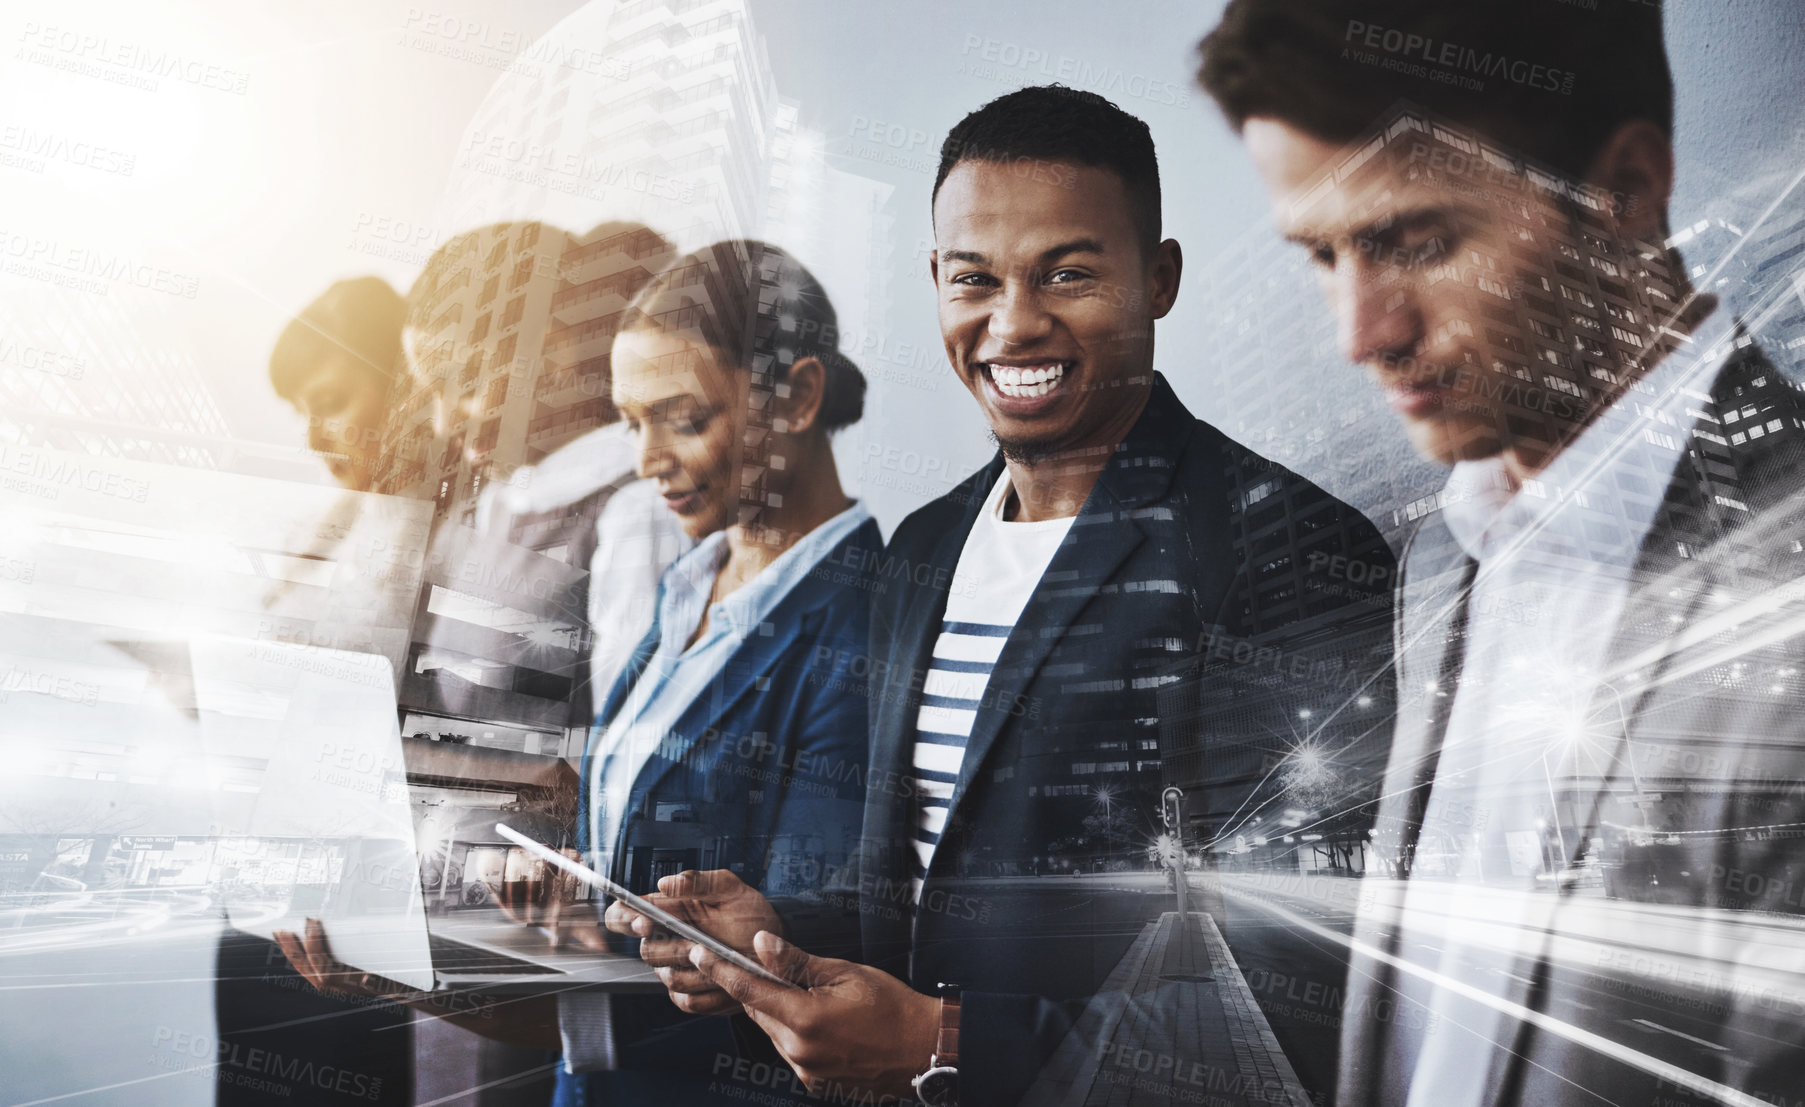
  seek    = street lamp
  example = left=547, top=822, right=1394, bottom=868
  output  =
left=1161, top=787, right=1190, bottom=937
left=1092, top=783, right=1117, bottom=823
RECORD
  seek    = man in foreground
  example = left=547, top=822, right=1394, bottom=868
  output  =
left=1198, top=2, right=1805, bottom=1103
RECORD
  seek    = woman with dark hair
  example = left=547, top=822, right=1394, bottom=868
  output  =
left=547, top=239, right=876, bottom=1102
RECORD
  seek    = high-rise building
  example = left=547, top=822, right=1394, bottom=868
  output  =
left=379, top=222, right=567, bottom=519
left=387, top=0, right=893, bottom=531
left=373, top=221, right=681, bottom=528
left=529, top=223, right=674, bottom=463
left=441, top=0, right=789, bottom=255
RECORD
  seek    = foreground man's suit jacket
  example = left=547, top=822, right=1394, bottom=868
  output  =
left=1339, top=342, right=1805, bottom=1107
left=855, top=373, right=1396, bottom=1106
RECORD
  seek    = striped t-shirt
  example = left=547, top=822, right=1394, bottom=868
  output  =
left=909, top=471, right=1074, bottom=901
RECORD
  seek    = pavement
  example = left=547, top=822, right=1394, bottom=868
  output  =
left=1025, top=907, right=1314, bottom=1107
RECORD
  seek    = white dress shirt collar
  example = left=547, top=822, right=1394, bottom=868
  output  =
left=1439, top=300, right=1735, bottom=568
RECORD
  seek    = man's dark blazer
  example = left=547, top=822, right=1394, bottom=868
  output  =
left=853, top=374, right=1395, bottom=1106
left=554, top=517, right=882, bottom=1106
left=1338, top=339, right=1805, bottom=1107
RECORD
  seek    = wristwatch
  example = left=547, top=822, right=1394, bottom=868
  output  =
left=912, top=983, right=961, bottom=1106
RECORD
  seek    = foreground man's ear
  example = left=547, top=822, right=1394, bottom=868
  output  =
left=1583, top=118, right=1674, bottom=242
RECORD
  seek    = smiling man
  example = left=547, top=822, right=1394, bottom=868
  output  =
left=606, top=85, right=1395, bottom=1106
left=1198, top=3, right=1805, bottom=1105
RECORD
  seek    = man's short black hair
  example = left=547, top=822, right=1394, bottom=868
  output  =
left=932, top=85, right=1162, bottom=254
left=1196, top=0, right=1672, bottom=178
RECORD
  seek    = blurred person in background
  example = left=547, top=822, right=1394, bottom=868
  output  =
left=245, top=221, right=691, bottom=1103
left=218, top=276, right=416, bottom=1106
left=268, top=275, right=407, bottom=491
left=389, top=221, right=691, bottom=710
left=472, top=221, right=692, bottom=706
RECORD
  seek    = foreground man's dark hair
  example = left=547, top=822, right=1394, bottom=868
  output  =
left=1196, top=0, right=1672, bottom=177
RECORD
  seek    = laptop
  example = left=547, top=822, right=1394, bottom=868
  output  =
left=190, top=634, right=659, bottom=995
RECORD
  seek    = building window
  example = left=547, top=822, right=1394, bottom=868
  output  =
left=1243, top=479, right=1276, bottom=508
left=1485, top=328, right=1524, bottom=355
left=1560, top=284, right=1596, bottom=308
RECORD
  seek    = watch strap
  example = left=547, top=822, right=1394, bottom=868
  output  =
left=934, top=992, right=961, bottom=1066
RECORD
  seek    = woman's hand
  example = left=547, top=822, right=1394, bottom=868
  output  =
left=490, top=847, right=608, bottom=951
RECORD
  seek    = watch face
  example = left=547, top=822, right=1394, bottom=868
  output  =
left=914, top=1066, right=958, bottom=1106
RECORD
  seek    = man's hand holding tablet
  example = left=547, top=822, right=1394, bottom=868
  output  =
left=602, top=867, right=788, bottom=1015
left=494, top=824, right=794, bottom=1014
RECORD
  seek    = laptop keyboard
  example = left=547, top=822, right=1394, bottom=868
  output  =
left=428, top=932, right=556, bottom=975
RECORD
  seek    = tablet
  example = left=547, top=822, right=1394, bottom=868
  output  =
left=494, top=823, right=798, bottom=990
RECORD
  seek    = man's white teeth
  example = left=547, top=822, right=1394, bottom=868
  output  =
left=991, top=363, right=1065, bottom=398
